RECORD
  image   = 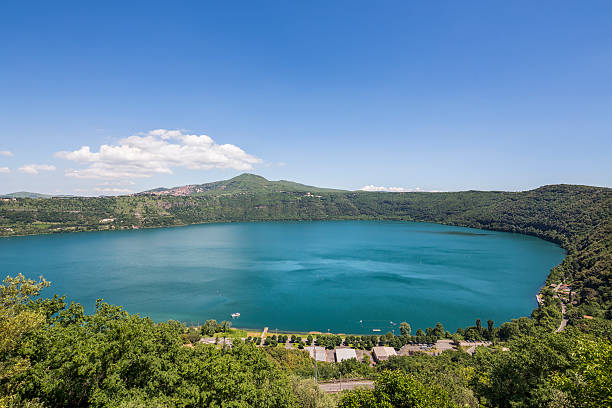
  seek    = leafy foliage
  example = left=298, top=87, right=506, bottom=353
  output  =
left=376, top=353, right=477, bottom=407
left=549, top=336, right=612, bottom=408
left=0, top=275, right=49, bottom=407
left=337, top=370, right=456, bottom=408
left=0, top=278, right=296, bottom=407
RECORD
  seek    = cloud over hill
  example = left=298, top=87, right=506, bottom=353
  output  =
left=55, top=129, right=262, bottom=180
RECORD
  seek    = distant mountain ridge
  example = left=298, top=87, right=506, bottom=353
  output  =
left=140, top=173, right=345, bottom=197
left=1, top=192, right=53, bottom=199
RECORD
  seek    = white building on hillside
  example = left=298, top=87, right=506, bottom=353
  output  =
left=372, top=346, right=397, bottom=362
left=335, top=348, right=357, bottom=362
left=305, top=346, right=326, bottom=362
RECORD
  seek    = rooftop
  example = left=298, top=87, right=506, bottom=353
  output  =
left=372, top=346, right=397, bottom=359
left=335, top=348, right=358, bottom=362
left=305, top=346, right=327, bottom=361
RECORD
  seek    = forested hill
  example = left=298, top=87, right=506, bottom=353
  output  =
left=1, top=180, right=611, bottom=318
left=0, top=191, right=53, bottom=199
left=2, top=177, right=608, bottom=244
left=141, top=173, right=345, bottom=196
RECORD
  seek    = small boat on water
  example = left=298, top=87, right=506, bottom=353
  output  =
left=372, top=329, right=381, bottom=332
left=231, top=312, right=240, bottom=318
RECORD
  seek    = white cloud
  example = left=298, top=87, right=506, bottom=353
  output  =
left=72, top=187, right=132, bottom=195
left=0, top=167, right=9, bottom=173
left=0, top=150, right=13, bottom=157
left=94, top=187, right=132, bottom=194
left=18, top=164, right=56, bottom=175
left=55, top=129, right=262, bottom=180
left=98, top=180, right=135, bottom=186
left=360, top=185, right=410, bottom=192
left=360, top=185, right=441, bottom=192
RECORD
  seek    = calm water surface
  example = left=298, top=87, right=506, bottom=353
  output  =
left=0, top=221, right=565, bottom=333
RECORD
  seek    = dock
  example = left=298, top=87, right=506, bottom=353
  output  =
left=261, top=327, right=268, bottom=342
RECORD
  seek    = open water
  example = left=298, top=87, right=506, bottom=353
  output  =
left=0, top=221, right=565, bottom=333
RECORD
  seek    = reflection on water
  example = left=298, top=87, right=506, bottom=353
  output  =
left=0, top=221, right=564, bottom=333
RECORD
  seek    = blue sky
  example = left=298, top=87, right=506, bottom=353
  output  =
left=0, top=1, right=610, bottom=195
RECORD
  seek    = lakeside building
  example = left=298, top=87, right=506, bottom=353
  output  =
left=305, top=346, right=327, bottom=362
left=335, top=348, right=358, bottom=362
left=372, top=346, right=397, bottom=362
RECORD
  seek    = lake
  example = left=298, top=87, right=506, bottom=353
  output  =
left=0, top=221, right=565, bottom=334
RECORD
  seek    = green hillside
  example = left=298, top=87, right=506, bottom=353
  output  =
left=144, top=173, right=344, bottom=196
left=0, top=191, right=53, bottom=198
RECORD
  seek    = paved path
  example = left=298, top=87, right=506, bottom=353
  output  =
left=319, top=380, right=374, bottom=393
left=552, top=283, right=568, bottom=333
left=556, top=301, right=568, bottom=332
left=553, top=282, right=567, bottom=333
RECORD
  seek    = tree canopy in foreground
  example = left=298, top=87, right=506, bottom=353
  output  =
left=1, top=275, right=611, bottom=408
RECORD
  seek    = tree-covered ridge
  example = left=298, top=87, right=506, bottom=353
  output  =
left=0, top=192, right=53, bottom=199
left=141, top=173, right=345, bottom=196
left=1, top=183, right=608, bottom=241
left=1, top=275, right=297, bottom=407
left=1, top=275, right=611, bottom=407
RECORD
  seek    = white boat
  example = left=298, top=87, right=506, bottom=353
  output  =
left=372, top=329, right=381, bottom=332
left=231, top=312, right=240, bottom=318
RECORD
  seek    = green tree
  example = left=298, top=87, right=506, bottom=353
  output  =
left=0, top=274, right=50, bottom=407
left=400, top=322, right=411, bottom=337
left=338, top=370, right=455, bottom=408
left=2, top=276, right=298, bottom=407
left=17, top=301, right=297, bottom=407
left=432, top=322, right=445, bottom=339
left=376, top=353, right=478, bottom=407
left=472, top=332, right=576, bottom=408
left=200, top=319, right=219, bottom=336
left=184, top=327, right=201, bottom=344
left=463, top=327, right=483, bottom=341
left=291, top=377, right=337, bottom=408
left=549, top=336, right=612, bottom=408
left=498, top=317, right=536, bottom=340
left=220, top=320, right=231, bottom=332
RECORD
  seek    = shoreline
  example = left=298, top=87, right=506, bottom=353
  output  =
left=3, top=219, right=566, bottom=335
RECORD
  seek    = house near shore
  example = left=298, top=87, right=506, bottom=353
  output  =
left=305, top=346, right=326, bottom=362
left=372, top=346, right=397, bottom=362
left=335, top=348, right=357, bottom=362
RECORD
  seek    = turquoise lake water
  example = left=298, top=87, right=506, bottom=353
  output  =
left=0, top=221, right=565, bottom=334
